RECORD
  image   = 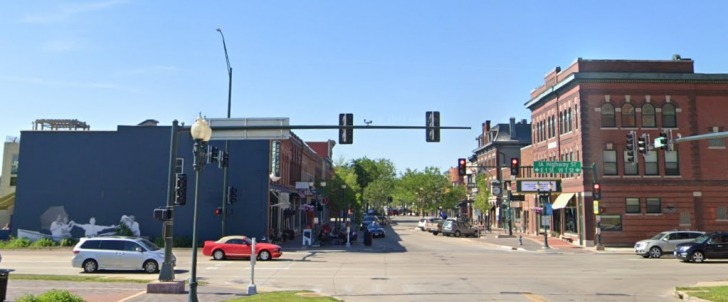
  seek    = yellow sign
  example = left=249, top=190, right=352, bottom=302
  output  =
left=593, top=200, right=600, bottom=215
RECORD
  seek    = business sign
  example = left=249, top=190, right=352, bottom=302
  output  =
left=209, top=117, right=291, bottom=140
left=533, top=161, right=582, bottom=174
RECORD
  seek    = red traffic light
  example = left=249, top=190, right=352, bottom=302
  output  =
left=214, top=207, right=223, bottom=216
left=457, top=158, right=467, bottom=176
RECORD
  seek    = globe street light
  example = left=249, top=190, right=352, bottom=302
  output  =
left=342, top=184, right=350, bottom=248
left=189, top=114, right=212, bottom=302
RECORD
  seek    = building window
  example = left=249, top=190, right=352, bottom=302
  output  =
left=717, top=207, right=727, bottom=220
left=644, top=151, right=658, bottom=175
left=709, top=127, right=725, bottom=148
left=11, top=154, right=19, bottom=175
left=665, top=151, right=679, bottom=175
left=622, top=103, right=636, bottom=127
left=679, top=211, right=691, bottom=226
left=10, top=177, right=17, bottom=186
left=568, top=108, right=573, bottom=132
left=626, top=198, right=641, bottom=214
left=662, top=103, right=677, bottom=128
left=642, top=104, right=656, bottom=128
left=601, top=103, right=616, bottom=127
left=646, top=198, right=661, bottom=214
left=603, top=150, right=617, bottom=175
left=623, top=150, right=638, bottom=175
left=601, top=215, right=623, bottom=231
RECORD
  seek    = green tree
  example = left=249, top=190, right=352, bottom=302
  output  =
left=473, top=173, right=492, bottom=219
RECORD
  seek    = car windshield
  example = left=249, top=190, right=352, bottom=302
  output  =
left=649, top=232, right=668, bottom=240
left=443, top=221, right=454, bottom=228
left=138, top=238, right=161, bottom=251
left=693, top=234, right=712, bottom=244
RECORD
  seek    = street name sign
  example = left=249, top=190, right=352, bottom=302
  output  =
left=209, top=117, right=291, bottom=140
left=533, top=161, right=582, bottom=174
left=515, top=179, right=562, bottom=193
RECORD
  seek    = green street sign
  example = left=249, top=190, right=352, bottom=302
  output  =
left=533, top=161, right=582, bottom=174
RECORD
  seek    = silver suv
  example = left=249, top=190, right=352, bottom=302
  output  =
left=72, top=236, right=175, bottom=273
left=442, top=218, right=479, bottom=237
left=634, top=230, right=704, bottom=258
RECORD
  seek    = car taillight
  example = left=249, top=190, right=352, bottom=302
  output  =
left=73, top=250, right=79, bottom=254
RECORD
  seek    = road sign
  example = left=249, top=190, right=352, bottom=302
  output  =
left=533, top=161, right=582, bottom=174
left=510, top=194, right=525, bottom=201
left=515, top=179, right=561, bottom=193
left=209, top=118, right=291, bottom=140
left=593, top=200, right=600, bottom=215
left=541, top=215, right=551, bottom=226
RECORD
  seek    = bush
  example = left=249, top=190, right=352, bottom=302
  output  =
left=31, top=238, right=57, bottom=248
left=58, top=238, right=76, bottom=247
left=0, top=237, right=32, bottom=248
left=116, top=223, right=133, bottom=237
left=16, top=289, right=85, bottom=302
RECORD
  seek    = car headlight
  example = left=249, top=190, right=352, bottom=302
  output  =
left=677, top=246, right=689, bottom=252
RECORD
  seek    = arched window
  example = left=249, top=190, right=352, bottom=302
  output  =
left=663, top=103, right=677, bottom=128
left=622, top=103, right=636, bottom=127
left=642, top=103, right=656, bottom=128
left=567, top=108, right=573, bottom=132
left=601, top=103, right=615, bottom=127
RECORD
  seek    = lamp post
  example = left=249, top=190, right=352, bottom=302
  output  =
left=342, top=184, right=350, bottom=248
left=216, top=28, right=233, bottom=237
left=189, top=114, right=212, bottom=302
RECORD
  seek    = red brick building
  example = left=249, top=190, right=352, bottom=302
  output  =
left=524, top=55, right=728, bottom=247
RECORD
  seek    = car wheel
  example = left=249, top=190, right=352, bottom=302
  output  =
left=213, top=249, right=226, bottom=260
left=690, top=251, right=705, bottom=263
left=432, top=232, right=438, bottom=236
left=82, top=259, right=98, bottom=273
left=455, top=230, right=461, bottom=237
left=258, top=250, right=272, bottom=261
left=648, top=246, right=663, bottom=258
left=473, top=231, right=479, bottom=238
left=143, top=260, right=159, bottom=273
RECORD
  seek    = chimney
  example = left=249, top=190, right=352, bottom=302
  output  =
left=485, top=120, right=491, bottom=142
left=509, top=117, right=516, bottom=139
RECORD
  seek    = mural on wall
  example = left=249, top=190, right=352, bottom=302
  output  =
left=18, top=205, right=142, bottom=242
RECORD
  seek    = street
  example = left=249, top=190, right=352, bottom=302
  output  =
left=2, top=216, right=724, bottom=301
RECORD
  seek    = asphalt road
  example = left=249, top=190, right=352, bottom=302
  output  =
left=2, top=216, right=723, bottom=301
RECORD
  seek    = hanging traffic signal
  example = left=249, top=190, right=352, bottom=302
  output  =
left=657, top=130, right=668, bottom=150
left=338, top=113, right=353, bottom=144
left=227, top=186, right=238, bottom=204
left=219, top=151, right=229, bottom=168
left=206, top=145, right=220, bottom=164
left=592, top=183, right=602, bottom=200
left=457, top=158, right=467, bottom=176
left=626, top=131, right=635, bottom=163
left=214, top=207, right=223, bottom=216
left=510, top=158, right=520, bottom=176
left=637, top=134, right=647, bottom=155
left=426, top=111, right=440, bottom=142
left=174, top=173, right=187, bottom=206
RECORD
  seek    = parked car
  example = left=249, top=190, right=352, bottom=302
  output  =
left=202, top=235, right=282, bottom=261
left=675, top=232, right=728, bottom=263
left=634, top=230, right=704, bottom=258
left=442, top=218, right=479, bottom=237
left=72, top=236, right=174, bottom=273
left=426, top=218, right=443, bottom=235
left=418, top=217, right=440, bottom=231
left=367, top=221, right=386, bottom=238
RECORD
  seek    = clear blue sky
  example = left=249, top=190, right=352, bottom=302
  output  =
left=2, top=1, right=727, bottom=175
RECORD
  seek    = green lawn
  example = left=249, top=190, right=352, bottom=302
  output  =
left=677, top=286, right=728, bottom=302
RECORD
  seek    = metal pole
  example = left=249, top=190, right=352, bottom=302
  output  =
left=247, top=238, right=257, bottom=295
left=544, top=187, right=550, bottom=249
left=216, top=28, right=233, bottom=237
left=188, top=140, right=205, bottom=302
left=159, top=120, right=178, bottom=281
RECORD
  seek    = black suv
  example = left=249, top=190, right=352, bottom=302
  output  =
left=674, top=232, right=728, bottom=263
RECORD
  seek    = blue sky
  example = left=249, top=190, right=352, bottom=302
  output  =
left=2, top=1, right=728, bottom=175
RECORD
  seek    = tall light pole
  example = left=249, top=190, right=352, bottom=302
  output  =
left=216, top=28, right=233, bottom=237
left=159, top=120, right=179, bottom=282
left=189, top=115, right=212, bottom=302
left=343, top=184, right=350, bottom=248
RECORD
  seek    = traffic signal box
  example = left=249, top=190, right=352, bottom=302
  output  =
left=339, top=113, right=353, bottom=144
left=174, top=173, right=187, bottom=206
left=626, top=131, right=635, bottom=163
left=592, top=183, right=602, bottom=200
left=510, top=158, right=520, bottom=176
left=457, top=158, right=467, bottom=176
left=426, top=111, right=440, bottom=142
left=227, top=186, right=238, bottom=204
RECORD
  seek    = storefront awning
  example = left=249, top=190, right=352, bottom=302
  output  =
left=551, top=193, right=575, bottom=210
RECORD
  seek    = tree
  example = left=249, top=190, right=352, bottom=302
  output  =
left=472, top=173, right=492, bottom=220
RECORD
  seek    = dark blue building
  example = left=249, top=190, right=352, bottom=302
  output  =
left=13, top=123, right=271, bottom=243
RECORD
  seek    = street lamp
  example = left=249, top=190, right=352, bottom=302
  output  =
left=320, top=181, right=326, bottom=227
left=189, top=114, right=212, bottom=302
left=342, top=184, right=350, bottom=248
left=216, top=28, right=233, bottom=237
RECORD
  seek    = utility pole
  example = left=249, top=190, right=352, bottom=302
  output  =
left=216, top=28, right=233, bottom=237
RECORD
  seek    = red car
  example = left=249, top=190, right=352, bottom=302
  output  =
left=202, top=235, right=282, bottom=261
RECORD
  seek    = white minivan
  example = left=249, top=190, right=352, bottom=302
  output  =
left=72, top=236, right=175, bottom=273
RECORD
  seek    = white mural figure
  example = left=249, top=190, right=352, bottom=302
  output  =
left=120, top=215, right=141, bottom=237
left=50, top=215, right=74, bottom=240
left=74, top=217, right=115, bottom=237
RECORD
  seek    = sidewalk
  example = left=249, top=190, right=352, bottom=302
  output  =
left=477, top=227, right=634, bottom=254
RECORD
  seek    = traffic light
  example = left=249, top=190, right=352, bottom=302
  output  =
left=153, top=208, right=172, bottom=220
left=592, top=183, right=602, bottom=200
left=637, top=134, right=647, bottom=155
left=657, top=130, right=668, bottom=150
left=338, top=113, right=353, bottom=144
left=206, top=145, right=220, bottom=164
left=219, top=151, right=229, bottom=168
left=174, top=173, right=187, bottom=206
left=426, top=111, right=440, bottom=142
left=510, top=158, right=520, bottom=176
left=214, top=207, right=223, bottom=216
left=626, top=131, right=635, bottom=163
left=227, top=186, right=238, bottom=204
left=457, top=158, right=467, bottom=176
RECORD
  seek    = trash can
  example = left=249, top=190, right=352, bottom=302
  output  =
left=0, top=269, right=11, bottom=302
left=364, top=230, right=372, bottom=246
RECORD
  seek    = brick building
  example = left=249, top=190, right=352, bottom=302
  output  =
left=523, top=55, right=728, bottom=246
